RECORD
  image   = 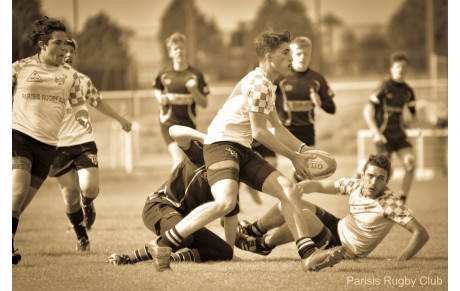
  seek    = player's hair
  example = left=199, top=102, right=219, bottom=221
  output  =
left=363, top=154, right=392, bottom=181
left=65, top=38, right=77, bottom=51
left=291, top=36, right=312, bottom=48
left=253, top=29, right=291, bottom=60
left=166, top=32, right=186, bottom=50
left=27, top=16, right=66, bottom=47
left=390, top=51, right=409, bottom=64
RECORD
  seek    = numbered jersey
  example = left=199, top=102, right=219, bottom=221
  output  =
left=369, top=78, right=416, bottom=136
left=145, top=140, right=239, bottom=217
left=12, top=54, right=85, bottom=145
left=153, top=65, right=209, bottom=127
left=58, top=73, right=102, bottom=146
left=334, top=178, right=413, bottom=257
left=275, top=68, right=335, bottom=127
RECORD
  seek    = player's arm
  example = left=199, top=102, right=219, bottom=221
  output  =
left=250, top=111, right=314, bottom=179
left=94, top=100, right=132, bottom=132
left=318, top=82, right=336, bottom=114
left=169, top=125, right=206, bottom=150
left=223, top=214, right=238, bottom=251
left=296, top=180, right=336, bottom=194
left=153, top=89, right=168, bottom=106
left=185, top=76, right=208, bottom=108
left=363, top=102, right=387, bottom=143
left=395, top=218, right=429, bottom=260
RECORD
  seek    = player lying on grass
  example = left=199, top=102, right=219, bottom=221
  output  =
left=106, top=125, right=238, bottom=268
left=235, top=154, right=429, bottom=260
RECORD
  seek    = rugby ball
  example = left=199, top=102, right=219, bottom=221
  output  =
left=302, top=149, right=337, bottom=180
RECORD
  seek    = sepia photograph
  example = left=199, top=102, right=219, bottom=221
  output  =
left=11, top=0, right=451, bottom=289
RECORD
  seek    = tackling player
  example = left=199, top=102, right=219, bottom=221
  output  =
left=236, top=154, right=429, bottom=261
left=149, top=30, right=346, bottom=273
left=12, top=17, right=91, bottom=264
left=106, top=126, right=236, bottom=269
left=153, top=32, right=210, bottom=170
left=363, top=52, right=418, bottom=202
left=48, top=39, right=132, bottom=251
left=275, top=36, right=336, bottom=182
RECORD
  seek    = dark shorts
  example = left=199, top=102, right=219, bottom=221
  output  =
left=12, top=130, right=56, bottom=183
left=203, top=141, right=277, bottom=191
left=160, top=122, right=196, bottom=145
left=251, top=140, right=276, bottom=158
left=326, top=215, right=342, bottom=248
left=286, top=125, right=315, bottom=146
left=376, top=134, right=412, bottom=156
left=48, top=141, right=98, bottom=177
left=142, top=201, right=233, bottom=260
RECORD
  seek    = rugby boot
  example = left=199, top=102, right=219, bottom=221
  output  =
left=76, top=237, right=90, bottom=251
left=301, top=246, right=346, bottom=272
left=107, top=253, right=132, bottom=265
left=149, top=237, right=172, bottom=272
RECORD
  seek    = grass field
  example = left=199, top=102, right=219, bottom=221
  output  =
left=12, top=156, right=448, bottom=290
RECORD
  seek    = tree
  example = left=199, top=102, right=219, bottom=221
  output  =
left=356, top=27, right=389, bottom=74
left=76, top=12, right=134, bottom=90
left=388, top=0, right=448, bottom=71
left=12, top=0, right=44, bottom=61
left=158, top=0, right=223, bottom=65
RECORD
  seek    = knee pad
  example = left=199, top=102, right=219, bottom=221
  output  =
left=402, top=154, right=416, bottom=172
left=206, top=167, right=239, bottom=187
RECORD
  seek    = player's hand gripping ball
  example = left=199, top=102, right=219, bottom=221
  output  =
left=302, top=150, right=337, bottom=180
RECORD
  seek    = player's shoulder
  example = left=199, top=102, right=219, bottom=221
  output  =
left=377, top=188, right=405, bottom=206
left=13, top=56, right=36, bottom=71
left=245, top=67, right=271, bottom=85
left=61, top=63, right=80, bottom=77
left=186, top=65, right=204, bottom=75
left=307, top=68, right=326, bottom=80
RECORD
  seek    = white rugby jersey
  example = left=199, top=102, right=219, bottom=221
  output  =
left=12, top=54, right=86, bottom=146
left=204, top=67, right=277, bottom=148
left=57, top=73, right=102, bottom=146
left=334, top=178, right=414, bottom=258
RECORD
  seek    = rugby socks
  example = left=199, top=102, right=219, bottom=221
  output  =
left=66, top=208, right=88, bottom=240
left=247, top=221, right=267, bottom=237
left=257, top=235, right=275, bottom=251
left=296, top=237, right=316, bottom=259
left=170, top=248, right=201, bottom=262
left=12, top=216, right=19, bottom=252
left=128, top=244, right=152, bottom=264
left=159, top=227, right=183, bottom=248
left=312, top=227, right=332, bottom=249
left=81, top=193, right=95, bottom=206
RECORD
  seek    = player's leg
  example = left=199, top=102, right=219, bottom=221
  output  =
left=12, top=167, right=30, bottom=265
left=56, top=169, right=89, bottom=250
left=182, top=227, right=233, bottom=262
left=75, top=142, right=100, bottom=230
left=396, top=144, right=416, bottom=202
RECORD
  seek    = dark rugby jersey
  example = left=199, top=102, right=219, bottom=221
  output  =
left=275, top=68, right=335, bottom=127
left=153, top=65, right=209, bottom=127
left=145, top=140, right=239, bottom=217
left=369, top=79, right=416, bottom=136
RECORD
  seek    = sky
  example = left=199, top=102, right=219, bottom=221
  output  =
left=39, top=0, right=405, bottom=35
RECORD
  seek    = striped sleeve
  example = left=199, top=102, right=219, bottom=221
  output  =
left=334, top=178, right=360, bottom=195
left=379, top=192, right=414, bottom=226
left=247, top=74, right=273, bottom=114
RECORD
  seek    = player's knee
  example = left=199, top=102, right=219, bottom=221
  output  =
left=402, top=154, right=416, bottom=172
left=220, top=243, right=234, bottom=261
left=60, top=185, right=80, bottom=204
left=283, top=183, right=303, bottom=203
left=213, top=199, right=237, bottom=215
left=81, top=185, right=99, bottom=199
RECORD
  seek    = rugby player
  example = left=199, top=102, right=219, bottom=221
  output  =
left=236, top=155, right=429, bottom=261
left=275, top=36, right=336, bottom=182
left=363, top=52, right=418, bottom=202
left=106, top=125, right=236, bottom=269
left=153, top=32, right=210, bottom=170
left=149, top=30, right=346, bottom=273
left=12, top=17, right=91, bottom=264
left=48, top=39, right=132, bottom=251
